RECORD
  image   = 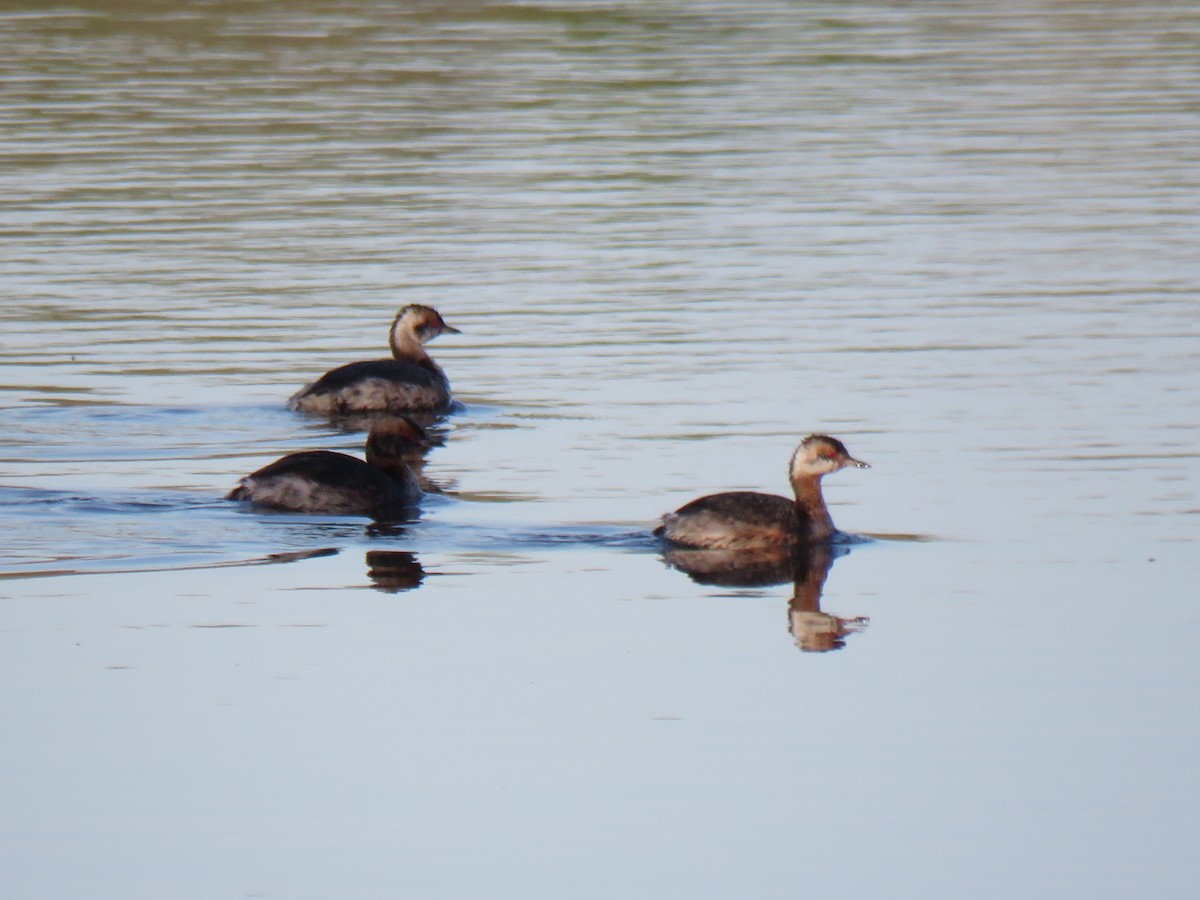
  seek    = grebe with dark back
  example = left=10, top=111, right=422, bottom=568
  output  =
left=288, top=305, right=461, bottom=415
left=227, top=417, right=430, bottom=515
left=654, top=434, right=869, bottom=549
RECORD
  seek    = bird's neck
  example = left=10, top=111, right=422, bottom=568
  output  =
left=389, top=329, right=431, bottom=363
left=792, top=475, right=834, bottom=540
left=368, top=454, right=414, bottom=481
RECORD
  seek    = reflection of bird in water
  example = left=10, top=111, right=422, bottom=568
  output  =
left=288, top=304, right=461, bottom=415
left=661, top=543, right=868, bottom=653
left=227, top=417, right=429, bottom=517
left=655, top=434, right=869, bottom=549
left=365, top=550, right=425, bottom=592
left=660, top=544, right=802, bottom=587
left=785, top=545, right=869, bottom=653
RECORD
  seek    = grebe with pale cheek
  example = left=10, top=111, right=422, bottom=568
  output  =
left=288, top=305, right=461, bottom=414
left=654, top=434, right=869, bottom=550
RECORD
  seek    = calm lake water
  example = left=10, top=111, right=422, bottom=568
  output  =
left=2, top=2, right=1198, bottom=898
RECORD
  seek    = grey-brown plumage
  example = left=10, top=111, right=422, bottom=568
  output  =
left=289, top=305, right=460, bottom=414
left=227, top=417, right=428, bottom=516
left=654, top=434, right=869, bottom=550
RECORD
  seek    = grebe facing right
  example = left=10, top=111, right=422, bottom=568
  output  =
left=227, top=417, right=429, bottom=515
left=654, top=434, right=869, bottom=550
left=289, top=305, right=461, bottom=415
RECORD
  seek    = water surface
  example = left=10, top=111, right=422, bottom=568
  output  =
left=2, top=3, right=1198, bottom=898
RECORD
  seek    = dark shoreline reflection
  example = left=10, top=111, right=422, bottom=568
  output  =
left=660, top=543, right=869, bottom=653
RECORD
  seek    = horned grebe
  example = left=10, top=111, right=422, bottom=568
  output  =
left=227, top=417, right=429, bottom=515
left=654, top=434, right=868, bottom=549
left=288, top=305, right=461, bottom=414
